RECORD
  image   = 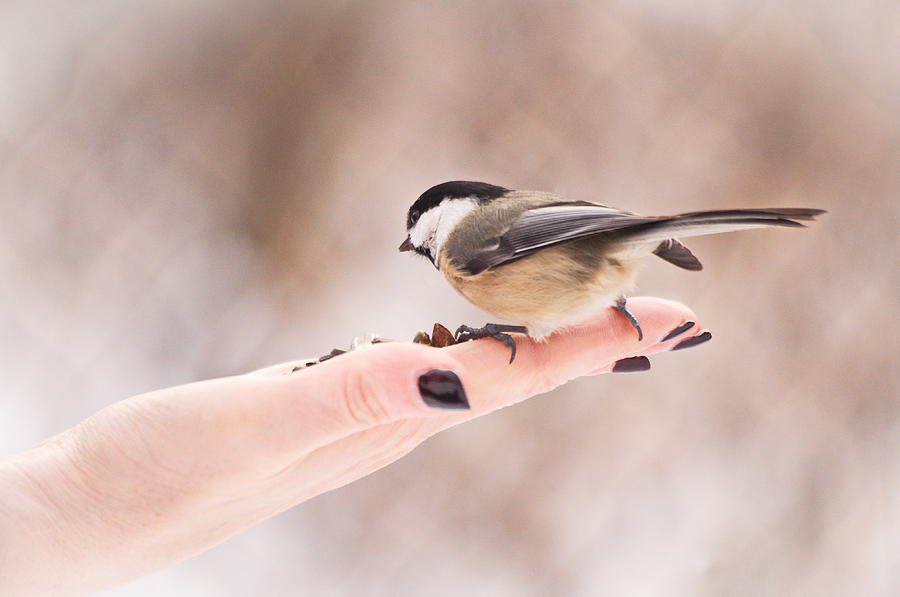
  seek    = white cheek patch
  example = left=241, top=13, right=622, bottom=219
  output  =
left=408, top=206, right=442, bottom=249
left=408, top=198, right=478, bottom=265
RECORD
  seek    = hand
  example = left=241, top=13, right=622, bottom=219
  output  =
left=0, top=297, right=707, bottom=596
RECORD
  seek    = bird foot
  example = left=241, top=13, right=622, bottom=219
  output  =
left=454, top=323, right=529, bottom=364
left=613, top=296, right=644, bottom=342
left=614, top=296, right=643, bottom=341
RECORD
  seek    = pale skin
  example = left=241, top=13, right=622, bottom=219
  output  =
left=0, top=298, right=705, bottom=596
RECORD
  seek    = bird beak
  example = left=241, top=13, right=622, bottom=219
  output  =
left=398, top=237, right=414, bottom=252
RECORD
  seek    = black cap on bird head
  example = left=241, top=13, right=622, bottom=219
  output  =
left=404, top=181, right=509, bottom=231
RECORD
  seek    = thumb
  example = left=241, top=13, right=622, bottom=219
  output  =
left=257, top=343, right=471, bottom=451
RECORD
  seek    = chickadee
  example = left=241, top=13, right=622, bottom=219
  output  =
left=399, top=181, right=824, bottom=362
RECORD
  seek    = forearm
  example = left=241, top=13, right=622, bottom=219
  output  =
left=0, top=415, right=246, bottom=596
left=0, top=388, right=312, bottom=597
left=0, top=430, right=192, bottom=597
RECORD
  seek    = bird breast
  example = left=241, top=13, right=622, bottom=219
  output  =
left=440, top=240, right=643, bottom=340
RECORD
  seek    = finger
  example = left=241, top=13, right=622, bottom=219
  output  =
left=253, top=342, right=470, bottom=452
left=444, top=297, right=702, bottom=414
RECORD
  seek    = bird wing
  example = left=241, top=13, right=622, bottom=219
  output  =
left=457, top=202, right=653, bottom=275
left=453, top=201, right=824, bottom=275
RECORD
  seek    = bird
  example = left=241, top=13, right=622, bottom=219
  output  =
left=399, top=181, right=825, bottom=362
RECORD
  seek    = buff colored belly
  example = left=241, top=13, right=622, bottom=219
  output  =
left=441, top=244, right=642, bottom=339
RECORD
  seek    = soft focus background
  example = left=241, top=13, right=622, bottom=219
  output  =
left=1, top=1, right=897, bottom=595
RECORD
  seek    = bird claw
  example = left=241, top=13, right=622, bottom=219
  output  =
left=454, top=323, right=528, bottom=364
left=614, top=296, right=644, bottom=341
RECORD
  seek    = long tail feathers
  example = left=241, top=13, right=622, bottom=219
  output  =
left=619, top=207, right=826, bottom=245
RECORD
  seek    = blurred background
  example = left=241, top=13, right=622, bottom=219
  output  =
left=1, top=1, right=897, bottom=595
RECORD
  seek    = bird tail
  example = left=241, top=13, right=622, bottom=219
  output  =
left=617, top=207, right=826, bottom=244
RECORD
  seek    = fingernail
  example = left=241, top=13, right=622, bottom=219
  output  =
left=418, top=369, right=470, bottom=410
left=661, top=321, right=695, bottom=342
left=612, top=356, right=651, bottom=373
left=671, top=331, right=712, bottom=351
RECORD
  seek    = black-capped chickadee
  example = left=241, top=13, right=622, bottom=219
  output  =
left=399, top=181, right=824, bottom=361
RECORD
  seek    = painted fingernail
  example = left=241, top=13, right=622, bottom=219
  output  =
left=612, top=356, right=651, bottom=373
left=671, top=331, right=712, bottom=351
left=418, top=369, right=470, bottom=410
left=661, top=321, right=695, bottom=342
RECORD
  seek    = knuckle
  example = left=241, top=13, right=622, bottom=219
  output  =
left=340, top=357, right=391, bottom=428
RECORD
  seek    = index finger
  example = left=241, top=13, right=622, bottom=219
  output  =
left=446, top=297, right=702, bottom=414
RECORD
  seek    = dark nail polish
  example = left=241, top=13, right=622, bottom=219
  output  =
left=661, top=321, right=695, bottom=342
left=671, top=331, right=712, bottom=351
left=612, top=356, right=651, bottom=373
left=418, top=369, right=470, bottom=410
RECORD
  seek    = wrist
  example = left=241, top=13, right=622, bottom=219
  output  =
left=0, top=442, right=75, bottom=596
left=0, top=432, right=146, bottom=597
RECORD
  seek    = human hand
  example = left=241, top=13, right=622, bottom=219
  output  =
left=0, top=297, right=708, bottom=596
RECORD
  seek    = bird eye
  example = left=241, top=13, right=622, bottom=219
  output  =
left=409, top=210, right=421, bottom=226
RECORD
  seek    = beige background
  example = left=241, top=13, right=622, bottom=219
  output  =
left=1, top=1, right=897, bottom=595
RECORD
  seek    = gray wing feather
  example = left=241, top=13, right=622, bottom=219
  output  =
left=503, top=205, right=645, bottom=250
left=455, top=202, right=824, bottom=275
left=459, top=204, right=652, bottom=274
